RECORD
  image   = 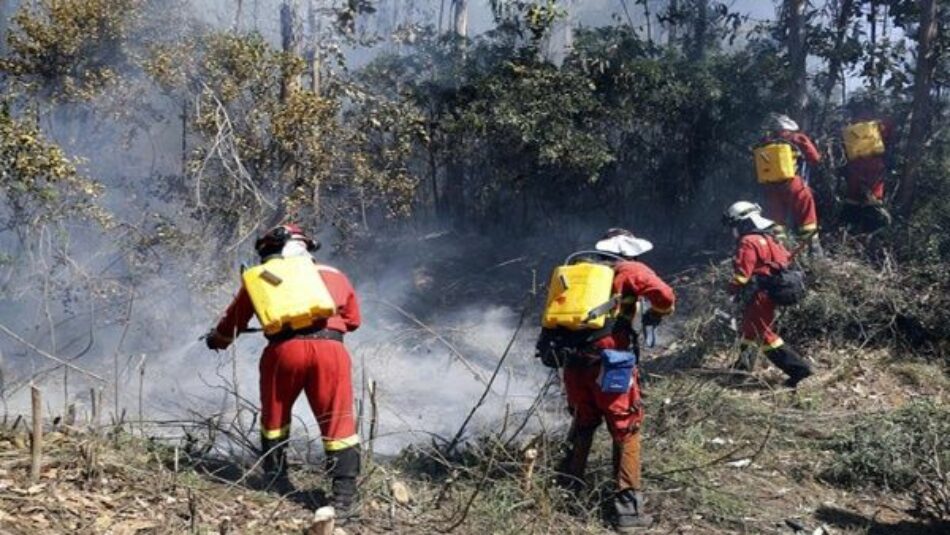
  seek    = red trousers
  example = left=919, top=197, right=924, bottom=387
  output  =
left=844, top=156, right=886, bottom=203
left=741, top=291, right=783, bottom=350
left=259, top=338, right=359, bottom=452
left=563, top=364, right=643, bottom=443
left=763, top=176, right=818, bottom=237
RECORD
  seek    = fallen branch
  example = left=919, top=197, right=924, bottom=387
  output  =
left=0, top=322, right=105, bottom=382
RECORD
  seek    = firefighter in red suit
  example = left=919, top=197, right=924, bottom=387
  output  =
left=205, top=224, right=361, bottom=513
left=723, top=202, right=812, bottom=387
left=760, top=113, right=823, bottom=254
left=537, top=229, right=675, bottom=532
left=840, top=103, right=895, bottom=233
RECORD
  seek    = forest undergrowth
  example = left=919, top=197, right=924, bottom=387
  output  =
left=0, top=241, right=947, bottom=535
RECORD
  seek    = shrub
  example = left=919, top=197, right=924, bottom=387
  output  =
left=819, top=400, right=950, bottom=520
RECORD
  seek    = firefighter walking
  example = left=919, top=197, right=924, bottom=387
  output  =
left=205, top=224, right=362, bottom=515
left=722, top=202, right=812, bottom=388
left=754, top=113, right=823, bottom=254
left=840, top=101, right=894, bottom=234
left=536, top=228, right=675, bottom=531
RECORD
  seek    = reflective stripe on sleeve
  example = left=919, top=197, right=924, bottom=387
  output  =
left=323, top=434, right=360, bottom=452
left=734, top=274, right=750, bottom=285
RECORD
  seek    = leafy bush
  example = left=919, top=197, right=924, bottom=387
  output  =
left=820, top=401, right=950, bottom=520
left=0, top=106, right=108, bottom=227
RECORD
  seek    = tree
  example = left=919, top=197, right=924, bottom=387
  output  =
left=280, top=0, right=302, bottom=101
left=452, top=0, right=469, bottom=37
left=785, top=0, right=808, bottom=122
left=690, top=0, right=708, bottom=61
left=897, top=0, right=939, bottom=214
left=818, top=0, right=857, bottom=114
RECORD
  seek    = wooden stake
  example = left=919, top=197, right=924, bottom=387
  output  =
left=31, top=386, right=43, bottom=481
left=90, top=387, right=98, bottom=428
left=138, top=353, right=146, bottom=436
left=368, top=380, right=378, bottom=457
left=522, top=448, right=538, bottom=492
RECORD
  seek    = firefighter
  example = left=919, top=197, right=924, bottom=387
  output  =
left=758, top=113, right=823, bottom=254
left=840, top=101, right=895, bottom=234
left=537, top=228, right=675, bottom=532
left=722, top=202, right=812, bottom=388
left=205, top=224, right=362, bottom=515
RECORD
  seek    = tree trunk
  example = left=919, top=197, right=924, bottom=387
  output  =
left=0, top=0, right=8, bottom=56
left=280, top=0, right=301, bottom=102
left=869, top=1, right=878, bottom=90
left=306, top=0, right=320, bottom=95
left=644, top=0, right=653, bottom=45
left=546, top=0, right=574, bottom=64
left=235, top=0, right=243, bottom=31
left=785, top=0, right=808, bottom=123
left=897, top=0, right=939, bottom=214
left=668, top=0, right=679, bottom=47
left=452, top=0, right=468, bottom=37
left=690, top=0, right=708, bottom=62
left=817, top=0, right=855, bottom=128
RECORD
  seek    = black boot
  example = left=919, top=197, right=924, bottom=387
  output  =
left=326, top=446, right=361, bottom=520
left=260, top=436, right=294, bottom=493
left=766, top=345, right=812, bottom=388
left=614, top=488, right=653, bottom=532
left=556, top=424, right=597, bottom=493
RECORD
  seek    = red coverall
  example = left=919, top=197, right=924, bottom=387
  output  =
left=843, top=119, right=893, bottom=204
left=212, top=262, right=361, bottom=455
left=560, top=261, right=675, bottom=493
left=762, top=130, right=821, bottom=239
left=729, top=233, right=791, bottom=351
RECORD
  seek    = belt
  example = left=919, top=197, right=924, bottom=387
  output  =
left=268, top=326, right=344, bottom=343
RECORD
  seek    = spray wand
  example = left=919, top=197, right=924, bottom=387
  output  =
left=639, top=298, right=657, bottom=349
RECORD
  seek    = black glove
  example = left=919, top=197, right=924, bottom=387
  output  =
left=535, top=329, right=569, bottom=369
left=641, top=309, right=663, bottom=327
left=204, top=329, right=229, bottom=351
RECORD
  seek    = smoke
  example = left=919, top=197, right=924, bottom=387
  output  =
left=1, top=0, right=779, bottom=458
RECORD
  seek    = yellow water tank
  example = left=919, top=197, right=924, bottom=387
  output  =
left=242, top=256, right=337, bottom=335
left=843, top=121, right=885, bottom=160
left=754, top=142, right=798, bottom=184
left=542, top=263, right=615, bottom=331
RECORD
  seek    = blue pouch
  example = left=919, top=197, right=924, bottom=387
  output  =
left=599, top=349, right=637, bottom=393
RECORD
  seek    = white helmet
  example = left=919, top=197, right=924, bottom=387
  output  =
left=723, top=201, right=775, bottom=231
left=763, top=112, right=799, bottom=132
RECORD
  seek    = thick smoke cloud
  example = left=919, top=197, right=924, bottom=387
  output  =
left=0, top=0, right=773, bottom=456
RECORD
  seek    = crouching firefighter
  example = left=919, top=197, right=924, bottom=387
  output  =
left=205, top=224, right=362, bottom=515
left=722, top=202, right=812, bottom=388
left=535, top=229, right=675, bottom=532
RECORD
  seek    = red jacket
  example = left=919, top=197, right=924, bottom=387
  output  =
left=593, top=261, right=675, bottom=350
left=729, top=233, right=791, bottom=293
left=213, top=262, right=361, bottom=346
